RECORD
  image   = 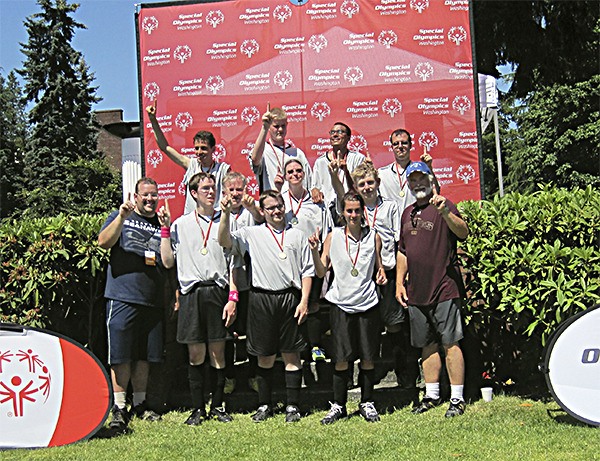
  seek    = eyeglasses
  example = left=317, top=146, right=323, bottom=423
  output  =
left=329, top=129, right=348, bottom=136
left=286, top=168, right=304, bottom=174
left=392, top=141, right=410, bottom=147
left=197, top=186, right=214, bottom=194
left=263, top=203, right=285, bottom=212
left=137, top=193, right=158, bottom=199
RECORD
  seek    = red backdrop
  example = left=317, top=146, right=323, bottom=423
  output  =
left=138, top=0, right=480, bottom=219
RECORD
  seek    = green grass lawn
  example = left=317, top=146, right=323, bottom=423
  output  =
left=3, top=396, right=598, bottom=461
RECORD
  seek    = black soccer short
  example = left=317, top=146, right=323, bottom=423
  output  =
left=329, top=303, right=381, bottom=364
left=247, top=288, right=307, bottom=357
left=408, top=298, right=464, bottom=348
left=106, top=299, right=163, bottom=365
left=176, top=284, right=230, bottom=344
left=379, top=269, right=407, bottom=326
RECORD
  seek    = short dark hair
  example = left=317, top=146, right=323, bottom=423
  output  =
left=341, top=190, right=365, bottom=210
left=283, top=158, right=303, bottom=173
left=188, top=172, right=215, bottom=193
left=193, top=130, right=216, bottom=148
left=389, top=128, right=412, bottom=147
left=332, top=121, right=351, bottom=137
left=135, top=177, right=158, bottom=193
left=259, top=189, right=283, bottom=209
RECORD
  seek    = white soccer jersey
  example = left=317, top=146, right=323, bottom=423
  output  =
left=183, top=161, right=231, bottom=214
left=253, top=142, right=312, bottom=192
left=363, top=197, right=400, bottom=271
left=378, top=162, right=416, bottom=212
left=283, top=190, right=332, bottom=244
left=312, top=151, right=365, bottom=206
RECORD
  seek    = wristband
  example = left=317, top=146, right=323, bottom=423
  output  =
left=161, top=227, right=171, bottom=238
left=228, top=291, right=239, bottom=302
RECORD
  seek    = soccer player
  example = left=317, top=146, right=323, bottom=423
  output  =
left=147, top=100, right=230, bottom=214
left=218, top=190, right=314, bottom=423
left=310, top=191, right=388, bottom=424
left=158, top=172, right=236, bottom=425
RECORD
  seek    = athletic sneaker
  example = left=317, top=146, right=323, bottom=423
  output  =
left=251, top=404, right=272, bottom=422
left=412, top=396, right=442, bottom=414
left=184, top=408, right=206, bottom=426
left=108, top=405, right=130, bottom=434
left=359, top=401, right=381, bottom=422
left=445, top=398, right=466, bottom=418
left=209, top=406, right=233, bottom=422
left=131, top=402, right=162, bottom=422
left=248, top=377, right=259, bottom=392
left=285, top=405, right=302, bottom=423
left=311, top=346, right=326, bottom=362
left=224, top=377, right=236, bottom=395
left=320, top=402, right=347, bottom=425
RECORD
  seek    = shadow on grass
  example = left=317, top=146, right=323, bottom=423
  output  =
left=546, top=408, right=598, bottom=428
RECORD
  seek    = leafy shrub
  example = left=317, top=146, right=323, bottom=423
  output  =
left=458, top=185, right=600, bottom=385
left=0, top=213, right=108, bottom=346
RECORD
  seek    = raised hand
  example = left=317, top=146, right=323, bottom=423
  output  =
left=119, top=192, right=135, bottom=218
left=146, top=99, right=157, bottom=117
left=308, top=228, right=321, bottom=251
left=220, top=194, right=232, bottom=214
left=157, top=197, right=171, bottom=227
left=429, top=184, right=448, bottom=215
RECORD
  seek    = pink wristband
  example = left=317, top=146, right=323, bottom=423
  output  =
left=228, top=291, right=239, bottom=302
left=161, top=227, right=171, bottom=238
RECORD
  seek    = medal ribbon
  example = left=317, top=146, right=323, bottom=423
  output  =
left=395, top=162, right=408, bottom=192
left=288, top=190, right=305, bottom=221
left=268, top=139, right=287, bottom=173
left=266, top=224, right=285, bottom=254
left=344, top=228, right=361, bottom=271
left=195, top=210, right=215, bottom=251
left=363, top=204, right=379, bottom=229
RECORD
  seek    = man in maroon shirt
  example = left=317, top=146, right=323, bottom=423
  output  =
left=396, top=161, right=469, bottom=417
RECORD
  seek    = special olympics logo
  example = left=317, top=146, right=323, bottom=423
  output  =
left=410, top=0, right=429, bottom=13
left=174, top=45, right=192, bottom=64
left=418, top=132, right=439, bottom=151
left=311, top=102, right=331, bottom=122
left=175, top=112, right=193, bottom=132
left=273, top=5, right=292, bottom=23
left=206, top=10, right=224, bottom=28
left=452, top=96, right=472, bottom=115
left=246, top=178, right=260, bottom=195
left=144, top=82, right=160, bottom=101
left=241, top=106, right=260, bottom=125
left=340, top=0, right=360, bottom=18
left=142, top=16, right=159, bottom=34
left=148, top=149, right=163, bottom=168
left=178, top=181, right=187, bottom=196
left=213, top=144, right=227, bottom=162
left=205, top=76, right=224, bottom=94
left=348, top=135, right=368, bottom=156
left=448, top=26, right=467, bottom=46
left=308, top=35, right=328, bottom=53
left=240, top=39, right=260, bottom=58
left=414, top=62, right=434, bottom=81
left=0, top=348, right=51, bottom=417
left=382, top=98, right=403, bottom=118
left=241, top=143, right=255, bottom=159
left=456, top=164, right=476, bottom=184
left=274, top=71, right=293, bottom=90
left=378, top=30, right=398, bottom=49
left=344, top=66, right=364, bottom=86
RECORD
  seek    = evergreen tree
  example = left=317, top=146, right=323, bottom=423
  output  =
left=0, top=71, right=28, bottom=219
left=17, top=0, right=119, bottom=217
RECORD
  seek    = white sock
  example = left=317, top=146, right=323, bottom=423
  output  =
left=425, top=382, right=440, bottom=400
left=133, top=392, right=146, bottom=407
left=114, top=391, right=127, bottom=409
left=450, top=384, right=464, bottom=401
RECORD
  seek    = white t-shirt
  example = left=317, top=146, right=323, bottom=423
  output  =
left=312, top=151, right=366, bottom=206
left=378, top=162, right=416, bottom=213
left=183, top=160, right=231, bottom=214
left=253, top=142, right=312, bottom=193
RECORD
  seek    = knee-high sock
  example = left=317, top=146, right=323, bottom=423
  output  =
left=359, top=368, right=376, bottom=403
left=255, top=366, right=273, bottom=407
left=210, top=366, right=226, bottom=409
left=285, top=369, right=302, bottom=407
left=188, top=363, right=206, bottom=410
left=333, top=368, right=349, bottom=406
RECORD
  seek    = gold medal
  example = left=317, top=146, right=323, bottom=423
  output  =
left=278, top=251, right=287, bottom=260
left=290, top=216, right=299, bottom=225
left=351, top=268, right=359, bottom=277
left=201, top=247, right=208, bottom=255
left=399, top=190, right=405, bottom=197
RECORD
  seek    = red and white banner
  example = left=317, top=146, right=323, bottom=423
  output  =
left=138, top=0, right=480, bottom=219
left=0, top=325, right=111, bottom=448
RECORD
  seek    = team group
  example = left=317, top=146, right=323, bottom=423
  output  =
left=98, top=101, right=469, bottom=433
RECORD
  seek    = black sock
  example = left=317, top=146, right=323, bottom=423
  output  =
left=225, top=341, right=235, bottom=379
left=188, top=363, right=206, bottom=410
left=306, top=314, right=322, bottom=347
left=255, top=366, right=273, bottom=407
left=248, top=354, right=258, bottom=378
left=387, top=330, right=405, bottom=374
left=333, top=368, right=348, bottom=406
left=359, top=368, right=376, bottom=403
left=285, top=370, right=302, bottom=407
left=210, top=366, right=226, bottom=410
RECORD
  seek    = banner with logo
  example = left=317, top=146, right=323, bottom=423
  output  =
left=138, top=0, right=480, bottom=219
left=0, top=325, right=111, bottom=448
